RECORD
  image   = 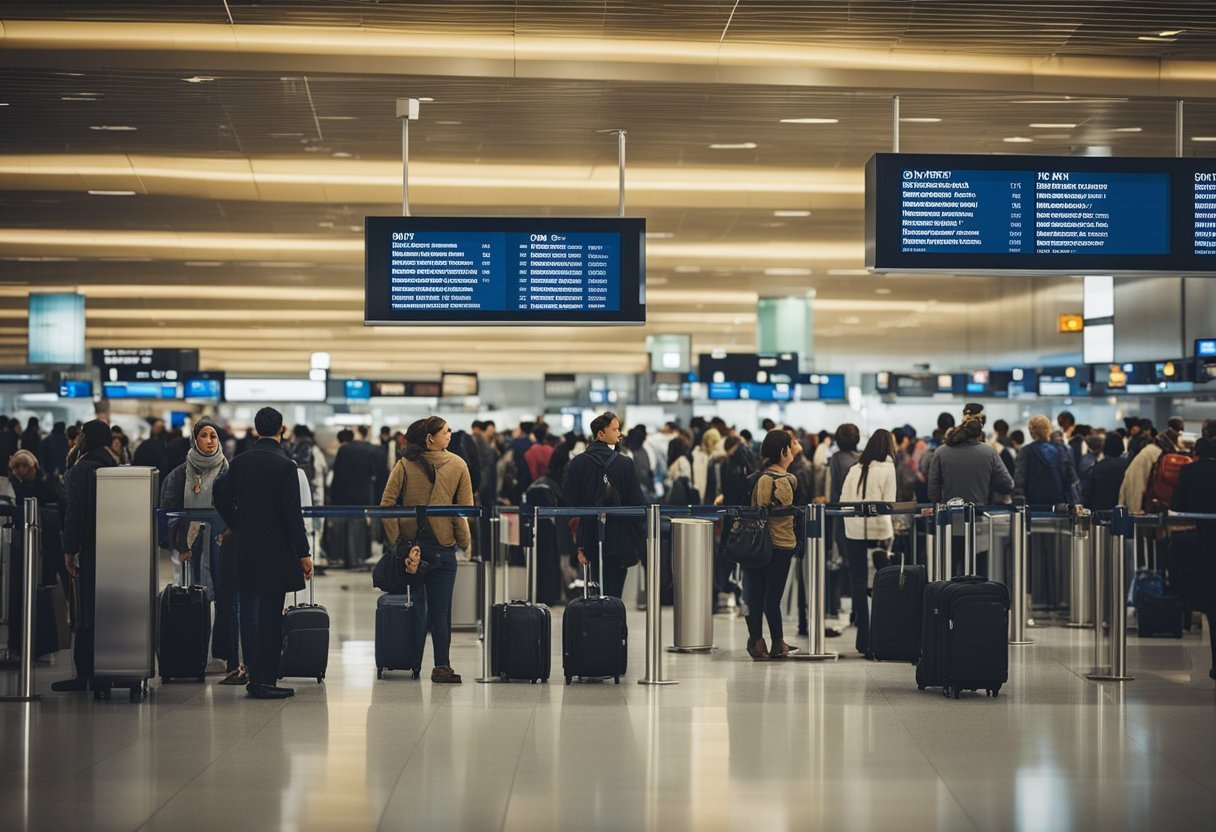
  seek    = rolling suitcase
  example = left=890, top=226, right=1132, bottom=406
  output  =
left=157, top=561, right=211, bottom=683
left=489, top=532, right=552, bottom=683
left=375, top=586, right=427, bottom=679
left=562, top=535, right=628, bottom=685
left=868, top=561, right=926, bottom=663
left=279, top=576, right=329, bottom=683
left=916, top=576, right=1009, bottom=699
left=1137, top=594, right=1184, bottom=638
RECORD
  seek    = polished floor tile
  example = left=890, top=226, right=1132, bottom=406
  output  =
left=2, top=572, right=1214, bottom=832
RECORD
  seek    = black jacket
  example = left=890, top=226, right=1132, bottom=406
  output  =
left=330, top=440, right=380, bottom=505
left=562, top=441, right=648, bottom=565
left=1084, top=456, right=1129, bottom=511
left=40, top=431, right=70, bottom=480
left=1169, top=458, right=1216, bottom=607
left=1015, top=440, right=1081, bottom=506
left=132, top=435, right=171, bottom=483
left=213, top=438, right=309, bottom=594
left=61, top=447, right=118, bottom=555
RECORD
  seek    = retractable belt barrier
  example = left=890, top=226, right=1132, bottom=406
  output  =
left=0, top=500, right=40, bottom=703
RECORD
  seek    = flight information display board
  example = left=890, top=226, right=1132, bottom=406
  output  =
left=866, top=154, right=1216, bottom=273
left=365, top=217, right=646, bottom=325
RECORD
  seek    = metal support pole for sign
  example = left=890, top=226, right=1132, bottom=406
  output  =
left=1176, top=99, right=1184, bottom=158
left=1009, top=506, right=1033, bottom=646
left=962, top=504, right=977, bottom=576
left=475, top=515, right=501, bottom=684
left=1067, top=508, right=1094, bottom=627
left=934, top=504, right=950, bottom=580
left=892, top=95, right=900, bottom=152
left=618, top=130, right=627, bottom=217
left=1090, top=522, right=1110, bottom=675
left=924, top=510, right=937, bottom=582
left=396, top=98, right=420, bottom=216
left=791, top=504, right=837, bottom=662
left=639, top=505, right=676, bottom=685
left=1088, top=508, right=1133, bottom=682
left=1, top=499, right=41, bottom=702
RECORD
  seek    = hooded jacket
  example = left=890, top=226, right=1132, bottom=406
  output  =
left=379, top=450, right=474, bottom=549
left=928, top=427, right=1014, bottom=505
left=61, top=446, right=118, bottom=555
left=562, top=440, right=648, bottom=564
left=1014, top=440, right=1081, bottom=506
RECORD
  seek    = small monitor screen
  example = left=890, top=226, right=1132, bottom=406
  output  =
left=103, top=381, right=179, bottom=400
left=58, top=380, right=93, bottom=399
left=344, top=379, right=371, bottom=400
left=441, top=372, right=479, bottom=397
left=183, top=375, right=223, bottom=401
left=1196, top=338, right=1216, bottom=357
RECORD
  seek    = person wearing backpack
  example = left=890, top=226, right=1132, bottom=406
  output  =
left=1168, top=437, right=1216, bottom=682
left=838, top=429, right=898, bottom=657
left=562, top=412, right=647, bottom=599
left=1014, top=415, right=1081, bottom=508
left=743, top=430, right=801, bottom=661
left=1119, top=425, right=1179, bottom=515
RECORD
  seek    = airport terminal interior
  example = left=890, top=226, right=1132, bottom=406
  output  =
left=2, top=3, right=1216, bottom=830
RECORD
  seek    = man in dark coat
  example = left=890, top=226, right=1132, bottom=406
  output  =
left=214, top=407, right=312, bottom=700
left=327, top=428, right=379, bottom=567
left=1169, top=436, right=1216, bottom=682
left=562, top=411, right=647, bottom=599
left=39, top=421, right=70, bottom=482
left=132, top=418, right=171, bottom=482
left=55, top=419, right=117, bottom=691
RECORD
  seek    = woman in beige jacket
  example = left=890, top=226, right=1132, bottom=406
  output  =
left=380, top=416, right=474, bottom=684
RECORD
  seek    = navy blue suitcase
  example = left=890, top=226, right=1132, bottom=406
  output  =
left=376, top=587, right=427, bottom=679
left=916, top=576, right=1009, bottom=699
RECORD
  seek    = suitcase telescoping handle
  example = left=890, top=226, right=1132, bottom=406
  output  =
left=950, top=575, right=988, bottom=584
left=180, top=520, right=209, bottom=587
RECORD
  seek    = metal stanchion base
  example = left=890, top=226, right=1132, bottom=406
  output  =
left=1009, top=639, right=1035, bottom=646
left=1064, top=622, right=1093, bottom=629
left=788, top=652, right=838, bottom=662
left=0, top=694, right=42, bottom=702
left=1086, top=673, right=1134, bottom=682
left=474, top=677, right=504, bottom=684
left=638, top=679, right=679, bottom=685
left=665, top=645, right=716, bottom=654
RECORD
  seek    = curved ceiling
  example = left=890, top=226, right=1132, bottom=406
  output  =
left=0, top=3, right=1213, bottom=375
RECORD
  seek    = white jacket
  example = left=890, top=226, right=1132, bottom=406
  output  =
left=1118, top=443, right=1161, bottom=515
left=840, top=459, right=897, bottom=540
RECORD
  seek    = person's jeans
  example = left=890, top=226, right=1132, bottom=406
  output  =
left=216, top=588, right=260, bottom=671
left=846, top=538, right=880, bottom=654
left=422, top=544, right=458, bottom=668
left=743, top=548, right=795, bottom=645
left=251, top=592, right=285, bottom=686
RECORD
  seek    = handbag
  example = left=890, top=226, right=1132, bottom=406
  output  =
left=722, top=473, right=781, bottom=570
left=372, top=463, right=433, bottom=593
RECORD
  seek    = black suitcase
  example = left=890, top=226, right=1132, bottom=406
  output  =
left=376, top=587, right=427, bottom=679
left=279, top=579, right=329, bottom=683
left=562, top=554, right=627, bottom=685
left=491, top=601, right=552, bottom=682
left=157, top=562, right=211, bottom=683
left=868, top=562, right=926, bottom=663
left=1137, top=594, right=1184, bottom=638
left=916, top=576, right=1009, bottom=699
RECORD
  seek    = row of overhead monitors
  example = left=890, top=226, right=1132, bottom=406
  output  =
left=877, top=340, right=1216, bottom=399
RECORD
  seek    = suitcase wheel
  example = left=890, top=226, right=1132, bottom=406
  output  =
left=565, top=677, right=572, bottom=685
left=412, top=669, right=420, bottom=680
left=530, top=679, right=537, bottom=684
left=614, top=677, right=620, bottom=685
left=377, top=668, right=383, bottom=680
left=953, top=688, right=962, bottom=700
left=917, top=685, right=925, bottom=691
left=316, top=676, right=323, bottom=684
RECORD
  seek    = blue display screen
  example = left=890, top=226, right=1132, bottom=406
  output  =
left=365, top=217, right=645, bottom=325
left=184, top=378, right=221, bottom=400
left=797, top=373, right=846, bottom=401
left=58, top=380, right=93, bottom=399
left=708, top=381, right=792, bottom=401
left=345, top=379, right=371, bottom=400
left=1196, top=339, right=1216, bottom=357
left=103, top=382, right=178, bottom=399
left=867, top=154, right=1216, bottom=273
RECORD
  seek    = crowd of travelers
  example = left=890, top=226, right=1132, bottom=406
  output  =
left=1, top=404, right=1213, bottom=692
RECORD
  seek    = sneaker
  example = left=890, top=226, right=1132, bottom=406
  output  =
left=219, top=668, right=248, bottom=686
left=431, top=666, right=463, bottom=684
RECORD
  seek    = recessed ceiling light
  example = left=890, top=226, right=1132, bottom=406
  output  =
left=763, top=267, right=812, bottom=276
left=1035, top=134, right=1073, bottom=141
left=1112, top=127, right=1143, bottom=133
left=875, top=288, right=892, bottom=295
left=1138, top=36, right=1177, bottom=42
left=89, top=125, right=137, bottom=131
left=841, top=316, right=862, bottom=325
left=674, top=265, right=702, bottom=273
left=87, top=190, right=136, bottom=196
left=417, top=97, right=435, bottom=102
left=645, top=232, right=674, bottom=239
left=1011, top=97, right=1128, bottom=105
left=1003, top=136, right=1035, bottom=143
left=1029, top=123, right=1077, bottom=129
left=0, top=103, right=9, bottom=107
left=1192, top=136, right=1216, bottom=142
left=708, top=142, right=757, bottom=149
left=318, top=115, right=357, bottom=121
left=828, top=268, right=871, bottom=276
left=270, top=132, right=304, bottom=138
left=332, top=151, right=352, bottom=158
left=184, top=261, right=223, bottom=267
left=773, top=210, right=811, bottom=217
left=1158, top=29, right=1185, bottom=37
left=436, top=120, right=463, bottom=125
left=779, top=117, right=838, bottom=124
left=899, top=117, right=942, bottom=123
left=60, top=96, right=99, bottom=102
left=181, top=76, right=216, bottom=83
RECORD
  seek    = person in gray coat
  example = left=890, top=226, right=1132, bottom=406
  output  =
left=928, top=404, right=1014, bottom=576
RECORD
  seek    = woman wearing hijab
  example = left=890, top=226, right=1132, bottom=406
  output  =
left=161, top=418, right=244, bottom=683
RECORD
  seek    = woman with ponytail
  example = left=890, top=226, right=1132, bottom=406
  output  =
left=380, top=416, right=474, bottom=684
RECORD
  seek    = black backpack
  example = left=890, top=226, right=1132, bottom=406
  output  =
left=289, top=440, right=317, bottom=484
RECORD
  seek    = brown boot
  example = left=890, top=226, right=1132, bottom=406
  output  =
left=746, top=638, right=770, bottom=661
left=431, top=666, right=462, bottom=684
left=770, top=640, right=800, bottom=659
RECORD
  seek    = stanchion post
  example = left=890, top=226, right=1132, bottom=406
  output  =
left=475, top=514, right=501, bottom=683
left=1088, top=507, right=1133, bottom=682
left=639, top=504, right=676, bottom=685
left=924, top=509, right=937, bottom=582
left=791, top=503, right=837, bottom=661
left=529, top=506, right=539, bottom=604
left=1066, top=507, right=1093, bottom=628
left=1009, top=506, right=1032, bottom=646
left=1090, top=520, right=1109, bottom=674
left=2, top=498, right=42, bottom=702
left=934, top=504, right=949, bottom=581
